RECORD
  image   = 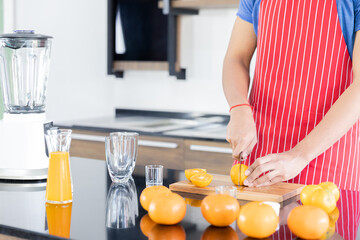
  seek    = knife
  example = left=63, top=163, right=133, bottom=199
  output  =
left=238, top=152, right=242, bottom=186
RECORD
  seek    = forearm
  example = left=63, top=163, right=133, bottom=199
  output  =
left=222, top=57, right=251, bottom=106
left=222, top=18, right=256, bottom=107
left=294, top=80, right=360, bottom=162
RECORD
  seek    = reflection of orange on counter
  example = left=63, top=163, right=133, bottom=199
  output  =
left=46, top=152, right=72, bottom=203
left=46, top=203, right=72, bottom=238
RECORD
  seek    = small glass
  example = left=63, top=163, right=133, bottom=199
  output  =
left=105, top=177, right=138, bottom=229
left=215, top=186, right=237, bottom=198
left=105, top=132, right=138, bottom=183
left=145, top=165, right=163, bottom=188
left=45, top=129, right=72, bottom=204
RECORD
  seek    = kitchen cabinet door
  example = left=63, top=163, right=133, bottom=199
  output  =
left=184, top=140, right=233, bottom=175
left=70, top=130, right=185, bottom=170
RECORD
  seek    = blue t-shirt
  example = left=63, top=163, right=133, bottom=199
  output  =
left=237, top=0, right=360, bottom=59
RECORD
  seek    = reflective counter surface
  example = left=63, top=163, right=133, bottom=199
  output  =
left=0, top=157, right=357, bottom=240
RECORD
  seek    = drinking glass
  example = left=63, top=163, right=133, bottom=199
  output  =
left=105, top=177, right=138, bottom=229
left=105, top=132, right=138, bottom=183
left=45, top=129, right=72, bottom=204
left=215, top=186, right=237, bottom=198
left=145, top=165, right=163, bottom=187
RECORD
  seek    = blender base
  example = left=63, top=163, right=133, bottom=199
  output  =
left=0, top=168, right=48, bottom=180
left=0, top=113, right=50, bottom=180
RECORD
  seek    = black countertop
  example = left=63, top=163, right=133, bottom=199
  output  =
left=0, top=157, right=357, bottom=240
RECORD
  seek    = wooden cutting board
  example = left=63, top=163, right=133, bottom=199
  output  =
left=170, top=174, right=304, bottom=204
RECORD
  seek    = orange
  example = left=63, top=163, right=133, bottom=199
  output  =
left=328, top=207, right=339, bottom=224
left=185, top=168, right=207, bottom=181
left=319, top=182, right=340, bottom=202
left=148, top=192, right=186, bottom=225
left=148, top=224, right=186, bottom=240
left=300, top=185, right=322, bottom=205
left=320, top=222, right=336, bottom=240
left=309, top=188, right=337, bottom=214
left=230, top=164, right=248, bottom=186
left=243, top=238, right=270, bottom=240
left=201, top=194, right=240, bottom=227
left=201, top=226, right=238, bottom=240
left=140, top=214, right=157, bottom=237
left=185, top=198, right=202, bottom=207
left=190, top=173, right=213, bottom=187
left=287, top=205, right=329, bottom=239
left=140, top=186, right=171, bottom=211
left=237, top=201, right=278, bottom=238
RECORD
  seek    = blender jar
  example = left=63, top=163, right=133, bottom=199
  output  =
left=0, top=30, right=52, bottom=114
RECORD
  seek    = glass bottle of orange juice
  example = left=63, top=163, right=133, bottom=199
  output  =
left=45, top=129, right=72, bottom=204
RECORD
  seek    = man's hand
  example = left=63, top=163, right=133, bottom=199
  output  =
left=226, top=106, right=257, bottom=161
left=243, top=148, right=309, bottom=187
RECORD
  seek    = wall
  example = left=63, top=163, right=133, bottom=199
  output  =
left=111, top=9, right=240, bottom=114
left=14, top=0, right=116, bottom=122
left=13, top=0, right=254, bottom=122
left=0, top=0, right=3, bottom=119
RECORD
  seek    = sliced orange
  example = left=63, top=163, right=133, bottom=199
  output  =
left=230, top=164, right=248, bottom=186
left=185, top=169, right=207, bottom=181
left=190, top=173, right=213, bottom=187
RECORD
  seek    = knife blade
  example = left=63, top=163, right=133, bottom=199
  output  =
left=238, top=152, right=242, bottom=186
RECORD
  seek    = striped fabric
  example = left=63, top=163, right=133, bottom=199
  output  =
left=242, top=0, right=360, bottom=191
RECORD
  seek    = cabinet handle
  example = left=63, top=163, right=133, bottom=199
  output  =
left=72, top=134, right=178, bottom=149
left=139, top=140, right=178, bottom=149
left=72, top=134, right=105, bottom=142
left=189, top=145, right=232, bottom=154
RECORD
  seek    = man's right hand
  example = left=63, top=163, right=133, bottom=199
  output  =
left=226, top=106, right=257, bottom=162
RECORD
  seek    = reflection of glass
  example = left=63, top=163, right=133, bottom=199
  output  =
left=105, top=132, right=138, bottom=183
left=145, top=165, right=163, bottom=188
left=105, top=177, right=138, bottom=229
left=215, top=186, right=237, bottom=198
left=45, top=129, right=72, bottom=204
left=46, top=203, right=72, bottom=238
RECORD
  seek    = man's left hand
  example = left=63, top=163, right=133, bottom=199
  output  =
left=243, top=149, right=309, bottom=187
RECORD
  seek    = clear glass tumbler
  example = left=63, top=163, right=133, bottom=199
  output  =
left=215, top=186, right=237, bottom=198
left=145, top=165, right=163, bottom=187
left=105, top=132, right=138, bottom=183
left=45, top=129, right=72, bottom=204
left=105, top=177, right=138, bottom=229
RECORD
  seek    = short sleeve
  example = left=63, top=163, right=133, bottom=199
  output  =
left=237, top=0, right=255, bottom=24
left=355, top=0, right=360, bottom=31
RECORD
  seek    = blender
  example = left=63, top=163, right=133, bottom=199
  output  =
left=0, top=30, right=53, bottom=180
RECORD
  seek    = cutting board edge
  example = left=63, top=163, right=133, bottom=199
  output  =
left=170, top=184, right=284, bottom=203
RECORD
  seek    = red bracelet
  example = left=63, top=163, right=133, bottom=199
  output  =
left=229, top=103, right=253, bottom=113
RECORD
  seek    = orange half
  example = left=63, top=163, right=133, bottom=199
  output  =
left=185, top=169, right=207, bottom=181
left=190, top=173, right=213, bottom=187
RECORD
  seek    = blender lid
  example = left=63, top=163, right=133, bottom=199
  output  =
left=0, top=30, right=53, bottom=39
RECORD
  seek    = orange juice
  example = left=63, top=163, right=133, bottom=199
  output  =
left=46, top=203, right=72, bottom=238
left=46, top=151, right=72, bottom=203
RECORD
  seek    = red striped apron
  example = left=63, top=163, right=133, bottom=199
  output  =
left=240, top=0, right=360, bottom=191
